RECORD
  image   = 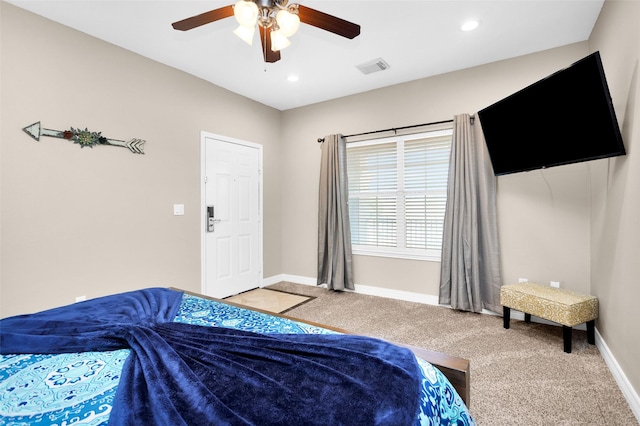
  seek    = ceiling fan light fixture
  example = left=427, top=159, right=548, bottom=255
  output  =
left=172, top=2, right=361, bottom=63
left=234, top=0, right=259, bottom=28
left=276, top=9, right=300, bottom=37
left=233, top=24, right=255, bottom=45
left=270, top=29, right=291, bottom=51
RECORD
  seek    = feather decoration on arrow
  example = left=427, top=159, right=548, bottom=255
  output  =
left=22, top=121, right=145, bottom=154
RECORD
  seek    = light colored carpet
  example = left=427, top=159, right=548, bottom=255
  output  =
left=268, top=281, right=638, bottom=426
left=224, top=288, right=312, bottom=313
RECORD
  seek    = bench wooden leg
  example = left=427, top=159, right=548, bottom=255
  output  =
left=587, top=320, right=595, bottom=345
left=563, top=326, right=572, bottom=353
left=503, top=306, right=510, bottom=329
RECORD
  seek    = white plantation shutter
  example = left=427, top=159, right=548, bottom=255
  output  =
left=404, top=135, right=451, bottom=251
left=347, top=129, right=452, bottom=260
left=347, top=142, right=397, bottom=247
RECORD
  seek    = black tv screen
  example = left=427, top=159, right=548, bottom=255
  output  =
left=478, top=51, right=625, bottom=176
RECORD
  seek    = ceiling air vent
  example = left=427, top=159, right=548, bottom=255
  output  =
left=356, top=58, right=391, bottom=75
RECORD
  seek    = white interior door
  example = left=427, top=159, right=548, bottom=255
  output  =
left=202, top=133, right=262, bottom=299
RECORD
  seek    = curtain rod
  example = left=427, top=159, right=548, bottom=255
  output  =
left=317, top=119, right=456, bottom=143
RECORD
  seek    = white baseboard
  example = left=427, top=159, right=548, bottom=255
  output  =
left=261, top=274, right=285, bottom=287
left=595, top=328, right=640, bottom=422
left=263, top=274, right=317, bottom=287
left=352, top=283, right=440, bottom=305
left=264, top=274, right=440, bottom=305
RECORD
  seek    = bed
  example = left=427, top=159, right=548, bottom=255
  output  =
left=0, top=287, right=474, bottom=425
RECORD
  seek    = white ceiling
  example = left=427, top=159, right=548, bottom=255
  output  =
left=6, top=0, right=604, bottom=111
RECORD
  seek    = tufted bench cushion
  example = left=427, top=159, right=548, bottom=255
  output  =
left=500, top=283, right=598, bottom=353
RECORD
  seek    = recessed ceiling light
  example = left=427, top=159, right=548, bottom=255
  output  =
left=461, top=20, right=479, bottom=32
left=287, top=75, right=299, bottom=82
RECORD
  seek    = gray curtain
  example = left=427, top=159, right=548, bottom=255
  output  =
left=317, top=134, right=354, bottom=291
left=439, top=114, right=502, bottom=313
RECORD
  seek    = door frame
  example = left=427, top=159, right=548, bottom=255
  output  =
left=200, top=131, right=264, bottom=296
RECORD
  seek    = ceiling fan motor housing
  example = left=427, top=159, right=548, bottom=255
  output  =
left=257, top=0, right=289, bottom=9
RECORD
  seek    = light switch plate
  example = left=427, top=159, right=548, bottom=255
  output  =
left=173, top=204, right=185, bottom=216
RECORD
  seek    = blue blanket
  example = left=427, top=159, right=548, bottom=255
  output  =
left=0, top=288, right=421, bottom=425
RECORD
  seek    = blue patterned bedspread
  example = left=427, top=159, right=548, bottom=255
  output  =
left=0, top=293, right=474, bottom=425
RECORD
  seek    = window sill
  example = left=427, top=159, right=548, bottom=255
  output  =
left=352, top=248, right=441, bottom=262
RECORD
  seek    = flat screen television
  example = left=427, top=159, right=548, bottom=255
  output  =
left=477, top=51, right=625, bottom=176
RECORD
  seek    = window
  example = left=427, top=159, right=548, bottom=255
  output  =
left=346, top=128, right=452, bottom=261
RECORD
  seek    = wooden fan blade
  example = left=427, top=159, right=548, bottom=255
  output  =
left=297, top=5, right=360, bottom=39
left=259, top=26, right=281, bottom=63
left=172, top=5, right=234, bottom=31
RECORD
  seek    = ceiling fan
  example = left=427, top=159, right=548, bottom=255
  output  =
left=172, top=0, right=361, bottom=63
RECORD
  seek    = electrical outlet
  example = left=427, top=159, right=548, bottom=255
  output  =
left=518, top=278, right=528, bottom=283
left=550, top=281, right=560, bottom=288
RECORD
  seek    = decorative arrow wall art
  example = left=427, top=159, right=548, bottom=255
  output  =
left=22, top=121, right=145, bottom=154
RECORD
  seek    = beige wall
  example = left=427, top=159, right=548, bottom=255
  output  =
left=281, top=42, right=593, bottom=297
left=0, top=3, right=282, bottom=316
left=588, top=0, right=640, bottom=403
left=279, top=2, right=640, bottom=398
left=2, top=0, right=639, bottom=406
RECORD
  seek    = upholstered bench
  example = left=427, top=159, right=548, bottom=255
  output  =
left=501, top=283, right=598, bottom=353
